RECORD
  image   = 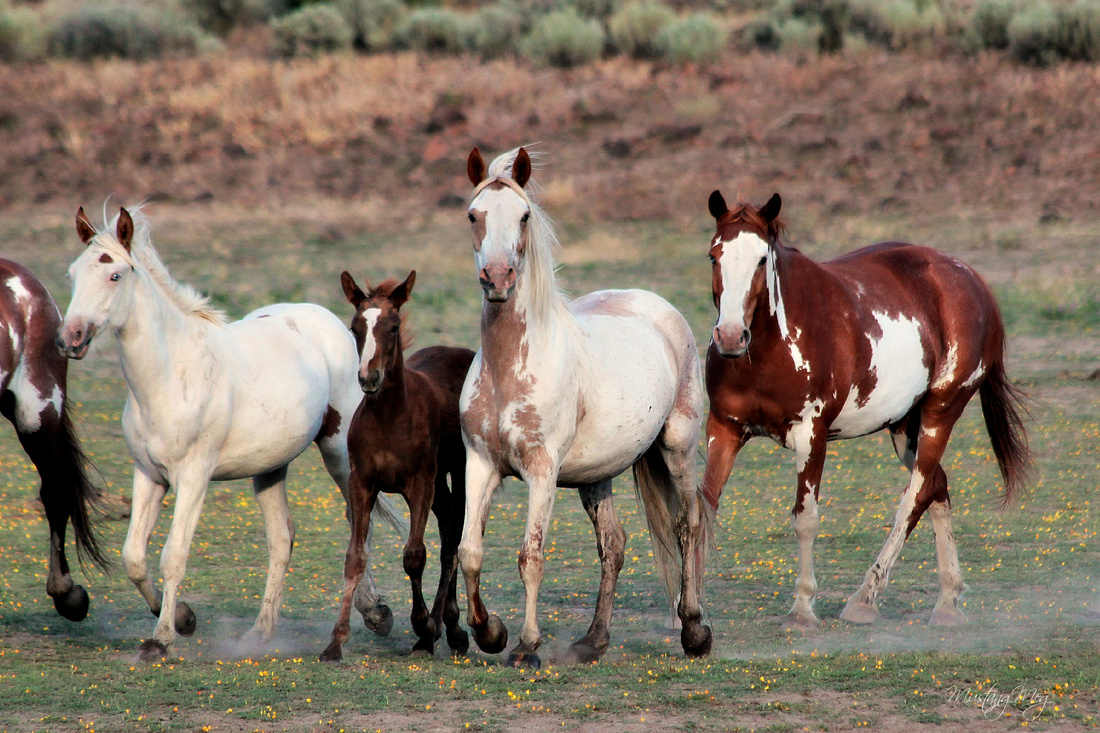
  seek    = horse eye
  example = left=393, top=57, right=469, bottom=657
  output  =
left=391, top=323, right=400, bottom=333
left=758, top=256, right=767, bottom=267
left=520, top=212, right=530, bottom=224
left=110, top=272, right=122, bottom=282
left=708, top=254, right=716, bottom=265
left=467, top=213, right=476, bottom=223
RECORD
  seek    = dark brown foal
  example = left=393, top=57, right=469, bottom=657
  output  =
left=321, top=270, right=474, bottom=661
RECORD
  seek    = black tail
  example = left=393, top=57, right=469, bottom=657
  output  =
left=55, top=401, right=110, bottom=571
left=979, top=353, right=1034, bottom=507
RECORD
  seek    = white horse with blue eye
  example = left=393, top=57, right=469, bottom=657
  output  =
left=56, top=207, right=405, bottom=660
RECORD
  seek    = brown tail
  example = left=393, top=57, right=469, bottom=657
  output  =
left=979, top=354, right=1033, bottom=507
left=56, top=401, right=110, bottom=571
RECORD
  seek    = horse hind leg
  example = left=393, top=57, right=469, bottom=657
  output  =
left=244, top=466, right=294, bottom=646
left=564, top=479, right=624, bottom=665
left=842, top=404, right=966, bottom=625
left=432, top=465, right=468, bottom=656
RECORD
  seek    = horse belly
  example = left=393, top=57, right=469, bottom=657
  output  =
left=829, top=312, right=929, bottom=439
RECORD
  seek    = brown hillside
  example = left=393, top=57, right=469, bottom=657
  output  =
left=1, top=50, right=1098, bottom=228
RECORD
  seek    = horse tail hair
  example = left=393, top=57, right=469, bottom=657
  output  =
left=371, top=493, right=410, bottom=536
left=633, top=449, right=682, bottom=609
left=55, top=401, right=111, bottom=572
left=979, top=345, right=1034, bottom=508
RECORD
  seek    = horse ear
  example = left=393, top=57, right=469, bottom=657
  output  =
left=708, top=190, right=728, bottom=220
left=512, top=147, right=532, bottom=188
left=761, top=193, right=782, bottom=223
left=116, top=208, right=134, bottom=252
left=76, top=207, right=96, bottom=244
left=467, top=147, right=487, bottom=187
left=391, top=270, right=416, bottom=308
left=340, top=271, right=366, bottom=306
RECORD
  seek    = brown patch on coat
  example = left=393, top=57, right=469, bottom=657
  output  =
left=315, top=405, right=342, bottom=441
left=98, top=253, right=114, bottom=264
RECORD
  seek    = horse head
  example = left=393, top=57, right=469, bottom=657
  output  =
left=707, top=191, right=783, bottom=358
left=466, top=146, right=533, bottom=303
left=341, top=270, right=414, bottom=395
left=57, top=207, right=137, bottom=360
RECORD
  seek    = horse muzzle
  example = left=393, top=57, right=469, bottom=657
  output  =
left=55, top=322, right=97, bottom=360
left=479, top=264, right=516, bottom=303
left=712, top=324, right=751, bottom=358
left=359, top=369, right=383, bottom=395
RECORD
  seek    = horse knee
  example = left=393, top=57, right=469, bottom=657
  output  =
left=458, top=542, right=482, bottom=573
left=403, top=543, right=427, bottom=577
left=122, top=547, right=147, bottom=583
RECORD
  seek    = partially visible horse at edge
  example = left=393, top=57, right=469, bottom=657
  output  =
left=701, top=190, right=1032, bottom=628
left=321, top=270, right=474, bottom=662
left=56, top=207, right=405, bottom=660
left=457, top=146, right=713, bottom=667
left=1, top=258, right=107, bottom=621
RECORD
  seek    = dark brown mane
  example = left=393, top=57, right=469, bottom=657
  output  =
left=721, top=202, right=786, bottom=245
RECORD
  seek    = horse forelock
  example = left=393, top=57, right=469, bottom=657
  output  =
left=717, top=201, right=786, bottom=246
left=89, top=209, right=226, bottom=326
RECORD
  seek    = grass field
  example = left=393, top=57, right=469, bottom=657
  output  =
left=0, top=196, right=1098, bottom=732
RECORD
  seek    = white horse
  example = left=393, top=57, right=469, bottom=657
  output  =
left=57, top=207, right=404, bottom=660
left=457, top=147, right=713, bottom=667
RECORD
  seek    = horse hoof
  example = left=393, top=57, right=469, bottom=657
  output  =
left=319, top=644, right=344, bottom=663
left=929, top=607, right=967, bottom=627
left=53, top=584, right=90, bottom=622
left=361, top=604, right=394, bottom=637
left=781, top=612, right=822, bottom=631
left=682, top=623, right=712, bottom=658
left=506, top=652, right=541, bottom=669
left=472, top=614, right=508, bottom=654
left=410, top=640, right=435, bottom=657
left=840, top=600, right=880, bottom=625
left=175, top=601, right=197, bottom=636
left=138, top=639, right=168, bottom=662
left=447, top=627, right=470, bottom=657
left=564, top=640, right=603, bottom=665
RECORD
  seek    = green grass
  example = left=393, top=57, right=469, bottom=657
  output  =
left=1, top=209, right=1098, bottom=731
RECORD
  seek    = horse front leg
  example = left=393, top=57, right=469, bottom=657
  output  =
left=120, top=470, right=173, bottom=657
left=320, top=472, right=376, bottom=663
left=139, top=469, right=208, bottom=660
left=244, top=467, right=294, bottom=646
left=508, top=460, right=558, bottom=668
left=701, top=411, right=749, bottom=513
left=458, top=451, right=506, bottom=654
left=565, top=479, right=623, bottom=664
left=783, top=427, right=827, bottom=630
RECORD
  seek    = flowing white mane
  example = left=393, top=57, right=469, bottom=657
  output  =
left=483, top=147, right=568, bottom=322
left=92, top=208, right=226, bottom=325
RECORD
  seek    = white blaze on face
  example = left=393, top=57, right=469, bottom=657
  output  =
left=716, top=231, right=770, bottom=335
left=359, top=308, right=382, bottom=370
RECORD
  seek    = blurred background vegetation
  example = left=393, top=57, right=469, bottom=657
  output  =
left=1, top=0, right=1099, bottom=66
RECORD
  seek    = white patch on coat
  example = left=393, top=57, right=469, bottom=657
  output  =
left=716, top=231, right=770, bottom=335
left=359, top=308, right=381, bottom=368
left=5, top=275, right=32, bottom=307
left=11, top=372, right=63, bottom=433
left=961, top=361, right=985, bottom=388
left=831, top=312, right=929, bottom=439
left=789, top=398, right=824, bottom=472
left=931, top=341, right=959, bottom=390
left=6, top=323, right=19, bottom=353
left=786, top=325, right=810, bottom=374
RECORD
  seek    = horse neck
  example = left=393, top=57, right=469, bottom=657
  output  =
left=479, top=280, right=569, bottom=380
left=762, top=242, right=820, bottom=342
left=115, top=267, right=211, bottom=400
left=372, top=347, right=411, bottom=417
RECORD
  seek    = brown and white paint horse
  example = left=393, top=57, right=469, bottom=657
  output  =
left=458, top=147, right=712, bottom=667
left=1, top=259, right=106, bottom=621
left=702, top=191, right=1031, bottom=628
left=321, top=271, right=474, bottom=661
